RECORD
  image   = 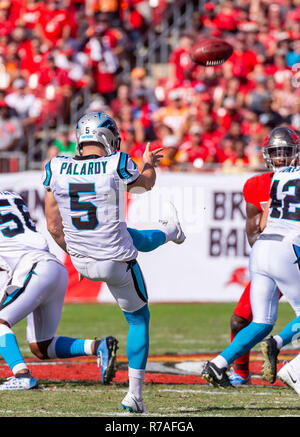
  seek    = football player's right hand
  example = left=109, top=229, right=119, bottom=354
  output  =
left=143, top=142, right=163, bottom=168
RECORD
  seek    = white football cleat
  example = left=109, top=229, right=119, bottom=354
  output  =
left=278, top=362, right=300, bottom=395
left=0, top=373, right=38, bottom=391
left=159, top=201, right=186, bottom=245
left=121, top=392, right=148, bottom=413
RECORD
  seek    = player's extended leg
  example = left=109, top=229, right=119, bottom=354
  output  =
left=273, top=315, right=300, bottom=349
left=127, top=228, right=166, bottom=252
left=127, top=201, right=186, bottom=251
left=260, top=314, right=300, bottom=384
left=0, top=260, right=66, bottom=390
left=261, top=244, right=300, bottom=383
left=202, top=271, right=278, bottom=387
left=230, top=282, right=252, bottom=385
left=26, top=262, right=118, bottom=385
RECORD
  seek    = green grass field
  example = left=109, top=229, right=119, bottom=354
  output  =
left=1, top=302, right=300, bottom=418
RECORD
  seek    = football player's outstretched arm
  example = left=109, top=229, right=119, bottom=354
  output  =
left=129, top=142, right=163, bottom=192
left=45, top=190, right=68, bottom=253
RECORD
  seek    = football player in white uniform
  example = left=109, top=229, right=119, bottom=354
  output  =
left=0, top=191, right=119, bottom=390
left=43, top=112, right=185, bottom=413
left=201, top=127, right=300, bottom=388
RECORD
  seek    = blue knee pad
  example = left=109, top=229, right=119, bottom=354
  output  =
left=123, top=305, right=150, bottom=369
left=221, top=322, right=273, bottom=364
left=127, top=228, right=166, bottom=252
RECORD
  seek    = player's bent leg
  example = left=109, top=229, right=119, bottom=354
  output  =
left=0, top=260, right=57, bottom=390
left=29, top=339, right=53, bottom=360
left=230, top=281, right=253, bottom=385
left=274, top=315, right=300, bottom=349
left=30, top=336, right=118, bottom=384
left=230, top=314, right=251, bottom=385
left=25, top=260, right=118, bottom=384
left=260, top=243, right=300, bottom=383
left=0, top=321, right=37, bottom=390
left=202, top=269, right=279, bottom=388
left=261, top=315, right=300, bottom=383
left=202, top=321, right=273, bottom=388
left=231, top=314, right=251, bottom=337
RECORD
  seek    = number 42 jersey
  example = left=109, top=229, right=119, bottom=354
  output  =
left=263, top=165, right=300, bottom=245
left=43, top=152, right=140, bottom=262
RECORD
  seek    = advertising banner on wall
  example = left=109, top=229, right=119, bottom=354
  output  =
left=0, top=170, right=260, bottom=303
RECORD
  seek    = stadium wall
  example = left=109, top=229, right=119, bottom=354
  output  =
left=0, top=171, right=257, bottom=302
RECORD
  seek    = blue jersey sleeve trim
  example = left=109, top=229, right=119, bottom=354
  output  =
left=117, top=152, right=132, bottom=180
left=43, top=160, right=52, bottom=187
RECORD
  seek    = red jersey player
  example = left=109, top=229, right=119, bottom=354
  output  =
left=229, top=126, right=300, bottom=385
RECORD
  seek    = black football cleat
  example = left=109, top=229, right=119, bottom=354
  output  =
left=261, top=336, right=279, bottom=384
left=201, top=361, right=231, bottom=388
left=96, top=336, right=119, bottom=384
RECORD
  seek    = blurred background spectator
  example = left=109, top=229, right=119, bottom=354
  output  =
left=0, top=0, right=298, bottom=173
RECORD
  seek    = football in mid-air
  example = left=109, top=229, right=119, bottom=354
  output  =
left=191, top=38, right=233, bottom=66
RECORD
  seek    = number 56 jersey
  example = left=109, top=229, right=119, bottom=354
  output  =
left=0, top=191, right=48, bottom=255
left=263, top=165, right=300, bottom=245
left=43, top=153, right=140, bottom=262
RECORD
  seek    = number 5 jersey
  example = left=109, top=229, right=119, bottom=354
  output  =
left=43, top=152, right=140, bottom=262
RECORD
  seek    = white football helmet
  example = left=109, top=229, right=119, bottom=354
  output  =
left=76, top=112, right=121, bottom=155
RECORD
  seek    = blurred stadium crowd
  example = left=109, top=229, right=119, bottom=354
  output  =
left=0, top=0, right=299, bottom=173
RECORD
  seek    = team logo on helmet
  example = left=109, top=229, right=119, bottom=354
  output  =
left=76, top=112, right=121, bottom=156
left=262, top=126, right=300, bottom=171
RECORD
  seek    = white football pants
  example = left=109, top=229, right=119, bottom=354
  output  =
left=0, top=260, right=68, bottom=343
left=250, top=239, right=300, bottom=325
left=71, top=256, right=148, bottom=313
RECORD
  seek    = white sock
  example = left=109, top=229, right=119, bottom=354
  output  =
left=84, top=340, right=94, bottom=355
left=128, top=368, right=145, bottom=401
left=13, top=363, right=29, bottom=375
left=273, top=335, right=283, bottom=350
left=211, top=355, right=228, bottom=369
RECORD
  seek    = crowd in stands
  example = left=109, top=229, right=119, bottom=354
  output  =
left=0, top=0, right=299, bottom=173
